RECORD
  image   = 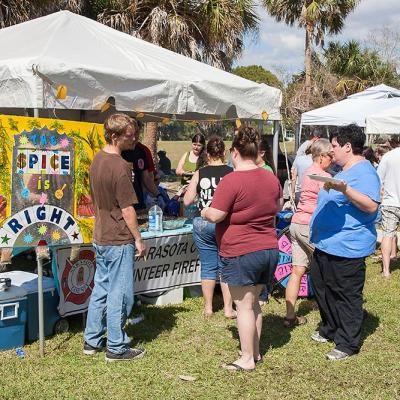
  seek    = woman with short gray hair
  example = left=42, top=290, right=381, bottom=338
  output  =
left=284, top=138, right=333, bottom=328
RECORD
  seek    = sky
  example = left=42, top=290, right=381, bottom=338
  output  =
left=237, top=0, right=400, bottom=78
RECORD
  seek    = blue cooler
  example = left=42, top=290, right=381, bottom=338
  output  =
left=0, top=271, right=60, bottom=342
left=0, top=285, right=27, bottom=350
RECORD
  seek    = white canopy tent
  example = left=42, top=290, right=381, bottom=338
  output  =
left=301, top=85, right=400, bottom=129
left=300, top=97, right=400, bottom=128
left=366, top=104, right=400, bottom=134
left=0, top=11, right=284, bottom=357
left=347, top=84, right=400, bottom=100
left=0, top=10, right=281, bottom=122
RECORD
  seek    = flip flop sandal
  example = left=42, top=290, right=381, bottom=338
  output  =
left=283, top=316, right=307, bottom=328
left=221, top=363, right=254, bottom=372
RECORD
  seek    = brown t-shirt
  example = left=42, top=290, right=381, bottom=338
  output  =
left=90, top=150, right=138, bottom=245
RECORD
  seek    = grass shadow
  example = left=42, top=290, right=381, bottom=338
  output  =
left=297, top=298, right=319, bottom=316
left=211, top=289, right=227, bottom=313
left=227, top=313, right=291, bottom=356
left=126, top=304, right=189, bottom=344
left=260, top=314, right=292, bottom=354
left=49, top=304, right=189, bottom=349
left=360, top=310, right=380, bottom=347
left=389, top=258, right=400, bottom=273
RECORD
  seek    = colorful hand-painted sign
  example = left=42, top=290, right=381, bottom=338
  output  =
left=0, top=115, right=104, bottom=248
left=275, top=228, right=314, bottom=298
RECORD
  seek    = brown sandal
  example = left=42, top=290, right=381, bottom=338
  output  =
left=283, top=316, right=307, bottom=328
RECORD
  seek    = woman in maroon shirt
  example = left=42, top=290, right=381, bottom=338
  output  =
left=201, top=127, right=282, bottom=371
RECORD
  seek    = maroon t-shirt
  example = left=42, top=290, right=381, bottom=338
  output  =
left=211, top=168, right=282, bottom=257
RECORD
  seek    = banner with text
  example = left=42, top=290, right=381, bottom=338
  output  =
left=134, top=233, right=200, bottom=294
left=56, top=233, right=200, bottom=315
left=0, top=115, right=105, bottom=250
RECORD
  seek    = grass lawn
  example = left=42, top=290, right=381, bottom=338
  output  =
left=1, top=258, right=399, bottom=400
left=155, top=140, right=295, bottom=169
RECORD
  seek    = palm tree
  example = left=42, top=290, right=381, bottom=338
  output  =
left=96, top=0, right=259, bottom=160
left=325, top=40, right=400, bottom=96
left=262, top=0, right=360, bottom=107
left=0, top=0, right=52, bottom=27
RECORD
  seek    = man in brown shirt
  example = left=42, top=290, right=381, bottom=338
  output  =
left=83, top=113, right=146, bottom=362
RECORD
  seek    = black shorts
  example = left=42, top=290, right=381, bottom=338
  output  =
left=220, top=249, right=279, bottom=287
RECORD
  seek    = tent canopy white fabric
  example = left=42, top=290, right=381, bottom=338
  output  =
left=347, top=84, right=400, bottom=99
left=301, top=97, right=400, bottom=127
left=366, top=103, right=400, bottom=134
left=0, top=11, right=281, bottom=121
left=301, top=85, right=400, bottom=128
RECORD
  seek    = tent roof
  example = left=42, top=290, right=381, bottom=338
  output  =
left=0, top=11, right=281, bottom=120
left=366, top=101, right=400, bottom=134
left=301, top=97, right=400, bottom=127
left=348, top=84, right=400, bottom=99
left=301, top=85, right=400, bottom=127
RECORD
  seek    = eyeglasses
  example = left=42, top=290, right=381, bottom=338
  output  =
left=322, top=153, right=333, bottom=160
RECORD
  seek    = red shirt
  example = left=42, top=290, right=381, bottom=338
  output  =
left=137, top=142, right=155, bottom=173
left=211, top=168, right=282, bottom=257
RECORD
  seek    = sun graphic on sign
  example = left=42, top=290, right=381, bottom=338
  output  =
left=51, top=230, right=61, bottom=241
left=60, top=138, right=69, bottom=148
left=23, top=233, right=33, bottom=244
left=38, top=224, right=47, bottom=235
left=19, top=135, right=29, bottom=145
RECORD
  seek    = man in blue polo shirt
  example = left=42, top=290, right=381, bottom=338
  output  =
left=310, top=124, right=380, bottom=361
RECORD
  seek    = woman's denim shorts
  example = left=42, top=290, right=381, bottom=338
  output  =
left=192, top=217, right=221, bottom=280
left=220, top=248, right=279, bottom=287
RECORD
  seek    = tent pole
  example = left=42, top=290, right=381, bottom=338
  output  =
left=36, top=254, right=45, bottom=357
left=35, top=243, right=49, bottom=358
left=282, top=127, right=296, bottom=211
left=258, top=121, right=263, bottom=135
left=272, top=121, right=280, bottom=172
left=297, top=123, right=303, bottom=150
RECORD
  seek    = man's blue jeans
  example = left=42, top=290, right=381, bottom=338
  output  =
left=84, top=243, right=135, bottom=354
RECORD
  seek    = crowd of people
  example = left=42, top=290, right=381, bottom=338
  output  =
left=84, top=113, right=398, bottom=367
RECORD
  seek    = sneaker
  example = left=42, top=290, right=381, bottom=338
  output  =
left=105, top=347, right=146, bottom=362
left=311, top=331, right=329, bottom=343
left=83, top=339, right=106, bottom=355
left=326, top=349, right=349, bottom=361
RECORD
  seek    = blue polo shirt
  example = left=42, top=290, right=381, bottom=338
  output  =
left=310, top=160, right=380, bottom=258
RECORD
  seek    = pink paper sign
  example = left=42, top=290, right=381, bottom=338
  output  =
left=275, top=262, right=292, bottom=281
left=298, top=274, right=309, bottom=297
left=278, top=234, right=292, bottom=255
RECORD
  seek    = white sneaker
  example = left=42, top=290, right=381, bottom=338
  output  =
left=326, top=349, right=349, bottom=361
left=311, top=331, right=328, bottom=343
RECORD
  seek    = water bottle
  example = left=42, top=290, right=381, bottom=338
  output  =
left=16, top=347, right=25, bottom=359
left=148, top=204, right=163, bottom=232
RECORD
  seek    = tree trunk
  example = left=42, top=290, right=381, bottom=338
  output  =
left=304, top=24, right=312, bottom=109
left=143, top=122, right=158, bottom=167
